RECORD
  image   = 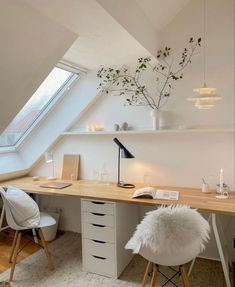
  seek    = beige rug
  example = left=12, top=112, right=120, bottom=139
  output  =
left=0, top=232, right=225, bottom=287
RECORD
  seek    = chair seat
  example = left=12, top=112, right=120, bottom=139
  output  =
left=0, top=187, right=55, bottom=281
left=38, top=212, right=56, bottom=228
left=139, top=240, right=201, bottom=266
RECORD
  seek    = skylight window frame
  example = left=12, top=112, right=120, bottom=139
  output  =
left=0, top=65, right=86, bottom=151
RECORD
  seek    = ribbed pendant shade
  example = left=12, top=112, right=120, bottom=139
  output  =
left=188, top=0, right=222, bottom=109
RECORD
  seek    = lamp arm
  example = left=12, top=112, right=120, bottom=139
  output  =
left=118, top=147, right=120, bottom=184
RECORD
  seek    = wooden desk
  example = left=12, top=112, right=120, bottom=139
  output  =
left=0, top=176, right=234, bottom=215
left=0, top=177, right=234, bottom=286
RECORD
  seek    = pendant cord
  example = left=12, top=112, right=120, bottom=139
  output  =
left=203, top=0, right=206, bottom=86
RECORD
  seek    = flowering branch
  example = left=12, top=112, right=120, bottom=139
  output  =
left=97, top=37, right=201, bottom=110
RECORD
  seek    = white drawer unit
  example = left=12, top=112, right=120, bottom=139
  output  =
left=83, top=239, right=115, bottom=259
left=83, top=222, right=115, bottom=242
left=83, top=211, right=114, bottom=227
left=82, top=200, right=114, bottom=215
left=81, top=198, right=138, bottom=278
left=83, top=252, right=115, bottom=277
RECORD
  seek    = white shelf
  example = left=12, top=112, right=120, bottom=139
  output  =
left=62, top=128, right=234, bottom=136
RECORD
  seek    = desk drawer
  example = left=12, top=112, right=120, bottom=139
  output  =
left=83, top=238, right=115, bottom=259
left=83, top=222, right=115, bottom=243
left=82, top=200, right=114, bottom=215
left=83, top=252, right=115, bottom=277
left=83, top=211, right=114, bottom=227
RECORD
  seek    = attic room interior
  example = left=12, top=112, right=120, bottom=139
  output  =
left=0, top=0, right=234, bottom=286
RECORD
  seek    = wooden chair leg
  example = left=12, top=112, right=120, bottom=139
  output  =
left=9, top=232, right=22, bottom=282
left=9, top=230, right=18, bottom=263
left=142, top=261, right=153, bottom=287
left=150, top=264, right=158, bottom=287
left=180, top=265, right=191, bottom=287
left=38, top=228, right=54, bottom=270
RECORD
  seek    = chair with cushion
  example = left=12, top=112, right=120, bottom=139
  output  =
left=125, top=205, right=210, bottom=287
left=0, top=186, right=56, bottom=282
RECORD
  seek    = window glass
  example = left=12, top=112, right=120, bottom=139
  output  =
left=0, top=67, right=75, bottom=147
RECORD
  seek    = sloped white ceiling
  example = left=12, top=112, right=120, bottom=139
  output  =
left=25, top=0, right=192, bottom=69
left=25, top=0, right=154, bottom=70
left=136, top=0, right=191, bottom=31
left=0, top=0, right=77, bottom=133
left=96, top=0, right=159, bottom=56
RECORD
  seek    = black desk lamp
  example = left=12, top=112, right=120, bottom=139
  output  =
left=113, top=138, right=135, bottom=188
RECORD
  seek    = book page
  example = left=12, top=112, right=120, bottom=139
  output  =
left=153, top=189, right=179, bottom=200
left=132, top=187, right=156, bottom=198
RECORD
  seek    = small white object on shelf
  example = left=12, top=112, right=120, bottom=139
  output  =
left=113, top=124, right=120, bottom=131
left=86, top=124, right=104, bottom=132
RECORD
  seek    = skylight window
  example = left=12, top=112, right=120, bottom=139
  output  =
left=0, top=66, right=78, bottom=148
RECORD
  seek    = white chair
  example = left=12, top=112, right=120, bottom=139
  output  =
left=125, top=205, right=210, bottom=287
left=0, top=187, right=56, bottom=282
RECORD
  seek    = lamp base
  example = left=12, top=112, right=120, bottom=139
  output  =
left=215, top=194, right=229, bottom=199
left=117, top=182, right=135, bottom=189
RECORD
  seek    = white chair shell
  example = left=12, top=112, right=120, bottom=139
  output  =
left=0, top=186, right=55, bottom=282
left=126, top=205, right=210, bottom=287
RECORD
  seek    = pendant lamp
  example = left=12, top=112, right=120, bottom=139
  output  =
left=188, top=0, right=222, bottom=109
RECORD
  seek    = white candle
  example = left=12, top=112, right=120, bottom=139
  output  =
left=219, top=168, right=223, bottom=193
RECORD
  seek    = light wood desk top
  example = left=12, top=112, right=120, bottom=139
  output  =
left=1, top=177, right=234, bottom=215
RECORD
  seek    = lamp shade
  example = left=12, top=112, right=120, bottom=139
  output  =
left=113, top=138, right=135, bottom=188
left=121, top=148, right=134, bottom=159
left=188, top=0, right=222, bottom=109
left=113, top=138, right=135, bottom=159
left=44, top=152, right=53, bottom=163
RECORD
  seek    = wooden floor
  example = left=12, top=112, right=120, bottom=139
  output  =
left=0, top=229, right=41, bottom=274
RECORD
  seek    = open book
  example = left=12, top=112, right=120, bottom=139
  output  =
left=132, top=187, right=179, bottom=201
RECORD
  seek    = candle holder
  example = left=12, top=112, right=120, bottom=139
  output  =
left=215, top=183, right=229, bottom=199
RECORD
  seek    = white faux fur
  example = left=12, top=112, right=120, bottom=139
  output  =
left=125, top=205, right=210, bottom=255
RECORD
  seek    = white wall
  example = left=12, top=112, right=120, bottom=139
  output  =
left=31, top=0, right=234, bottom=260
left=160, top=0, right=234, bottom=128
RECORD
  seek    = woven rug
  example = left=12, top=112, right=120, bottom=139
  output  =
left=0, top=232, right=225, bottom=287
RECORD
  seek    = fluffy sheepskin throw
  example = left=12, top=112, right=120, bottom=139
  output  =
left=125, top=205, right=210, bottom=254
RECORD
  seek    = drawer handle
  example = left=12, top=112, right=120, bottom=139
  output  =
left=91, top=201, right=105, bottom=205
left=92, top=223, right=105, bottom=228
left=92, top=255, right=106, bottom=260
left=92, top=239, right=106, bottom=244
left=91, top=212, right=105, bottom=216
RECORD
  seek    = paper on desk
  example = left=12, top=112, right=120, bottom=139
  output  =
left=154, top=189, right=179, bottom=200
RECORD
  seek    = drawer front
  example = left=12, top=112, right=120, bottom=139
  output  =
left=83, top=252, right=115, bottom=277
left=83, top=222, right=115, bottom=243
left=82, top=200, right=114, bottom=215
left=83, top=238, right=115, bottom=259
left=83, top=211, right=114, bottom=227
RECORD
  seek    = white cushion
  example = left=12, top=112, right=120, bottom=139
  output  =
left=125, top=205, right=210, bottom=256
left=6, top=186, right=40, bottom=228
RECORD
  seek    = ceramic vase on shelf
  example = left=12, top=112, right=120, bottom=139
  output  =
left=150, top=108, right=162, bottom=130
